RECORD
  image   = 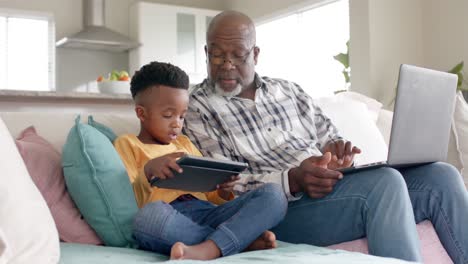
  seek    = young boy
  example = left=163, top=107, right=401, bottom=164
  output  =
left=114, top=61, right=287, bottom=260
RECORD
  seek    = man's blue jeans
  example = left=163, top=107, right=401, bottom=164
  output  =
left=272, top=162, right=468, bottom=263
left=133, top=183, right=287, bottom=256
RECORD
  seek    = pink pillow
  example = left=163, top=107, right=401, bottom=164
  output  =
left=15, top=126, right=102, bottom=245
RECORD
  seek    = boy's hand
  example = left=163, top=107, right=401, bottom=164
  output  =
left=144, top=152, right=185, bottom=182
left=217, top=175, right=240, bottom=200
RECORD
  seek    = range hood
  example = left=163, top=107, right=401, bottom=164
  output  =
left=56, top=0, right=140, bottom=52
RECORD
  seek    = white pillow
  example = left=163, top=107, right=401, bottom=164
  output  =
left=335, top=91, right=383, bottom=123
left=0, top=117, right=60, bottom=263
left=316, top=97, right=388, bottom=165
left=376, top=109, right=393, bottom=145
left=452, top=92, right=468, bottom=186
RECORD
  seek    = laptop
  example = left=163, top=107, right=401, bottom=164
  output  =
left=339, top=64, right=458, bottom=174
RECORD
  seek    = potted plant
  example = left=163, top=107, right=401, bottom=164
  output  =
left=448, top=61, right=468, bottom=101
left=333, top=40, right=350, bottom=94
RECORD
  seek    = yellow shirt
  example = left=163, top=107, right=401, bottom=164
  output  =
left=114, top=134, right=231, bottom=208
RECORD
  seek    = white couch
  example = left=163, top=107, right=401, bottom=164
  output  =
left=0, top=92, right=461, bottom=263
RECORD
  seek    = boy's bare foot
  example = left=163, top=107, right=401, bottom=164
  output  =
left=170, top=240, right=221, bottom=260
left=170, top=242, right=185, bottom=260
left=245, top=231, right=277, bottom=251
left=170, top=231, right=276, bottom=259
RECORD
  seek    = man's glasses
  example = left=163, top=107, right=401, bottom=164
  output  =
left=208, top=46, right=255, bottom=66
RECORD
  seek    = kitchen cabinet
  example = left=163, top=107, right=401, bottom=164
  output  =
left=129, top=2, right=220, bottom=84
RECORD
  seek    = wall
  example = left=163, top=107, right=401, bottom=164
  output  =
left=0, top=0, right=225, bottom=92
left=229, top=0, right=464, bottom=109
left=349, top=0, right=468, bottom=107
left=349, top=0, right=424, bottom=106
left=348, top=0, right=370, bottom=102
left=224, top=0, right=336, bottom=24
left=56, top=48, right=128, bottom=92
left=225, top=0, right=425, bottom=106
left=4, top=0, right=466, bottom=99
left=422, top=0, right=468, bottom=73
left=0, top=0, right=225, bottom=40
left=206, top=0, right=468, bottom=107
left=143, top=0, right=225, bottom=12
left=0, top=0, right=81, bottom=40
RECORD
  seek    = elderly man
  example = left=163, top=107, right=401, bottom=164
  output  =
left=183, top=10, right=468, bottom=263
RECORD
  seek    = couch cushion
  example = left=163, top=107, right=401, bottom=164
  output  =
left=0, top=117, right=60, bottom=263
left=59, top=241, right=414, bottom=264
left=15, top=126, right=102, bottom=245
left=452, top=92, right=468, bottom=186
left=328, top=220, right=453, bottom=264
left=62, top=115, right=138, bottom=247
left=60, top=243, right=166, bottom=264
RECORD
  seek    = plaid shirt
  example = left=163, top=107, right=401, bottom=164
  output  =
left=183, top=74, right=342, bottom=201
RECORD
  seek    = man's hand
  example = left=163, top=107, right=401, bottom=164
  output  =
left=289, top=152, right=343, bottom=198
left=322, top=140, right=361, bottom=170
left=216, top=175, right=240, bottom=200
left=144, top=152, right=185, bottom=182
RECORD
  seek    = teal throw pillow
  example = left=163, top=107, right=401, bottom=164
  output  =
left=62, top=115, right=137, bottom=248
left=87, top=115, right=117, bottom=142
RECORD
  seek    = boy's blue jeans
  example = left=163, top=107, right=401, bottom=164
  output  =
left=133, top=183, right=287, bottom=256
left=272, top=162, right=468, bottom=264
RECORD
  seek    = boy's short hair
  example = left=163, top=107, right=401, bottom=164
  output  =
left=130, top=61, right=189, bottom=98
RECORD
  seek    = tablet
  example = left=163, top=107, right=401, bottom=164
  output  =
left=150, top=155, right=248, bottom=192
left=176, top=155, right=248, bottom=172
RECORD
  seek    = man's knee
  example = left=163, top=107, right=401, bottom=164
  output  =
left=420, top=162, right=463, bottom=190
left=379, top=167, right=405, bottom=185
left=426, top=162, right=460, bottom=178
left=377, top=167, right=406, bottom=188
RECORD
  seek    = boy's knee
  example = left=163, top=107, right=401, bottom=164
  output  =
left=260, top=183, right=288, bottom=213
left=138, top=201, right=171, bottom=217
left=261, top=182, right=282, bottom=193
left=133, top=201, right=172, bottom=233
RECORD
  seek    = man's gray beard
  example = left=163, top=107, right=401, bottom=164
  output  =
left=214, top=83, right=242, bottom=97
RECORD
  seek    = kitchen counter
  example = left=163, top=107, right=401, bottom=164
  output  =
left=0, top=90, right=132, bottom=102
left=0, top=90, right=134, bottom=114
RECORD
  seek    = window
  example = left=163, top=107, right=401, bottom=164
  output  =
left=0, top=9, right=55, bottom=91
left=256, top=0, right=349, bottom=98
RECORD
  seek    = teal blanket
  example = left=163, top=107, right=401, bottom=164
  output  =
left=60, top=242, right=415, bottom=264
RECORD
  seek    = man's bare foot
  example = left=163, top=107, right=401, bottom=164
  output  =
left=170, top=240, right=221, bottom=260
left=245, top=231, right=277, bottom=251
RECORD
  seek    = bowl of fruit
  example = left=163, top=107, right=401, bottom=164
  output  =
left=97, top=70, right=131, bottom=95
